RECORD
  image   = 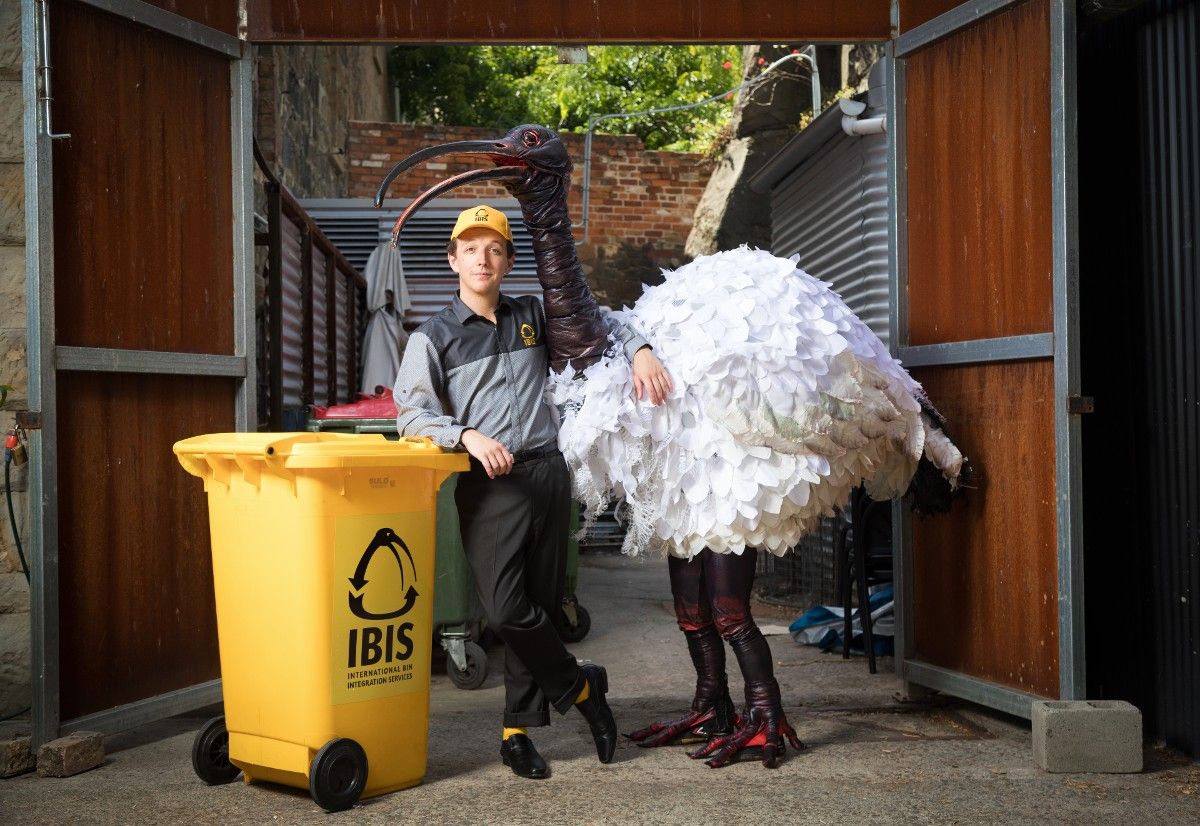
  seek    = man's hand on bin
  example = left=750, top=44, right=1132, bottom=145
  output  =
left=461, top=429, right=514, bottom=479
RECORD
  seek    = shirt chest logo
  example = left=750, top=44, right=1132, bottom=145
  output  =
left=520, top=323, right=537, bottom=346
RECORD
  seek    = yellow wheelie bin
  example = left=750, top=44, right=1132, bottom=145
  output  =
left=174, top=432, right=468, bottom=811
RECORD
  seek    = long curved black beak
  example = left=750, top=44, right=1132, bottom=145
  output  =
left=386, top=166, right=523, bottom=247
left=373, top=138, right=526, bottom=246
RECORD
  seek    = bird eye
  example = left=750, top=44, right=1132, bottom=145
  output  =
left=521, top=130, right=540, bottom=147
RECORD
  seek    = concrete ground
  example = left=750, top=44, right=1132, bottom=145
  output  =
left=2, top=554, right=1198, bottom=824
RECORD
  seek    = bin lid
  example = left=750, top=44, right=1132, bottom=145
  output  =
left=173, top=432, right=470, bottom=471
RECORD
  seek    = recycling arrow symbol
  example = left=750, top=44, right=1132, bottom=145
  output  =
left=347, top=527, right=419, bottom=621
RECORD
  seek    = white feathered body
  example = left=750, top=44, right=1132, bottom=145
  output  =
left=547, top=247, right=963, bottom=560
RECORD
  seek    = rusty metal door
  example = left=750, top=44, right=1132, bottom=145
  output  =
left=888, top=0, right=1082, bottom=716
left=23, top=0, right=251, bottom=744
left=243, top=0, right=893, bottom=42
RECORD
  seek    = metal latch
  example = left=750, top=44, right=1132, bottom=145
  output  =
left=1067, top=396, right=1095, bottom=415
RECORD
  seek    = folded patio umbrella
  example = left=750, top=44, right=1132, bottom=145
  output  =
left=359, top=242, right=410, bottom=395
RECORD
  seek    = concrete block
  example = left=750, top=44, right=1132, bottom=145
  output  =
left=1032, top=699, right=1142, bottom=773
left=0, top=721, right=34, bottom=777
left=36, top=730, right=105, bottom=777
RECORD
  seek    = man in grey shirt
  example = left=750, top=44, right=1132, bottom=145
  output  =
left=394, top=205, right=671, bottom=779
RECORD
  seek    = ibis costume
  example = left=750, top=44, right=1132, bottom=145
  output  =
left=378, top=125, right=966, bottom=768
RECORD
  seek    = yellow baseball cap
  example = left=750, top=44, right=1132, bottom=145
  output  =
left=450, top=205, right=512, bottom=242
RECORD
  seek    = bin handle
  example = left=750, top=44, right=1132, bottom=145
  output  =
left=175, top=451, right=210, bottom=481
left=173, top=448, right=235, bottom=487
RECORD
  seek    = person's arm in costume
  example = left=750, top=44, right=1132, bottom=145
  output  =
left=605, top=315, right=674, bottom=406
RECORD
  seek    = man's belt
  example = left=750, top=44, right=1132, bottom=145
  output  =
left=512, top=444, right=560, bottom=464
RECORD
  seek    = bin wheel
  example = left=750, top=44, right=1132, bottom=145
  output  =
left=191, top=716, right=241, bottom=785
left=558, top=604, right=592, bottom=643
left=309, top=738, right=368, bottom=812
left=447, top=640, right=488, bottom=690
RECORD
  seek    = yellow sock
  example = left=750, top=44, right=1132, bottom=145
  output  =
left=574, top=681, right=591, bottom=704
left=503, top=727, right=527, bottom=741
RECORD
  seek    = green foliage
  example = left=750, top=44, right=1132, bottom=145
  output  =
left=389, top=45, right=742, bottom=151
left=388, top=46, right=542, bottom=128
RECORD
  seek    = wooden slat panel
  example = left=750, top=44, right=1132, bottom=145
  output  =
left=51, top=1, right=234, bottom=355
left=246, top=0, right=892, bottom=42
left=911, top=359, right=1059, bottom=697
left=899, top=0, right=964, bottom=32
left=57, top=372, right=235, bottom=720
left=905, top=0, right=1053, bottom=345
left=140, top=0, right=240, bottom=37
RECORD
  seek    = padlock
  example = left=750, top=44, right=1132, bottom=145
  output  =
left=6, top=430, right=26, bottom=466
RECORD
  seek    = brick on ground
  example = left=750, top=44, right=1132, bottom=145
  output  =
left=0, top=721, right=34, bottom=777
left=36, top=730, right=104, bottom=777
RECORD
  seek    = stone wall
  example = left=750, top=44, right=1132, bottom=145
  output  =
left=348, top=123, right=712, bottom=310
left=254, top=46, right=390, bottom=198
left=0, top=2, right=27, bottom=576
left=0, top=0, right=29, bottom=718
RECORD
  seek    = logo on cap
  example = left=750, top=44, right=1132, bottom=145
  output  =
left=451, top=204, right=512, bottom=242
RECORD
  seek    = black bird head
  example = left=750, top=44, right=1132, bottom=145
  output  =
left=374, top=124, right=572, bottom=246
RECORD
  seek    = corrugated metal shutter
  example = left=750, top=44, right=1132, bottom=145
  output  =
left=302, top=198, right=542, bottom=326
left=769, top=101, right=890, bottom=347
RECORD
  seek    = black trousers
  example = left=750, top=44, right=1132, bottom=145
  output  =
left=455, top=452, right=585, bottom=727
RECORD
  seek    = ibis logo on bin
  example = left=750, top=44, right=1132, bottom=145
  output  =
left=348, top=528, right=419, bottom=622
left=333, top=514, right=432, bottom=705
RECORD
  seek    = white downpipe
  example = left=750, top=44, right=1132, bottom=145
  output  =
left=843, top=115, right=887, bottom=136
left=838, top=97, right=886, bottom=137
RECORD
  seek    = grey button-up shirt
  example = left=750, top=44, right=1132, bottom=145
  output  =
left=394, top=293, right=648, bottom=452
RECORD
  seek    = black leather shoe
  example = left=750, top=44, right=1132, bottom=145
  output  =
left=500, top=734, right=549, bottom=779
left=575, top=664, right=618, bottom=763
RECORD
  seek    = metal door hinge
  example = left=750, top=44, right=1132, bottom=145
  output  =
left=1067, top=396, right=1095, bottom=415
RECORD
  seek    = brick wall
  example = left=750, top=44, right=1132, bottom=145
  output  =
left=348, top=123, right=712, bottom=309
